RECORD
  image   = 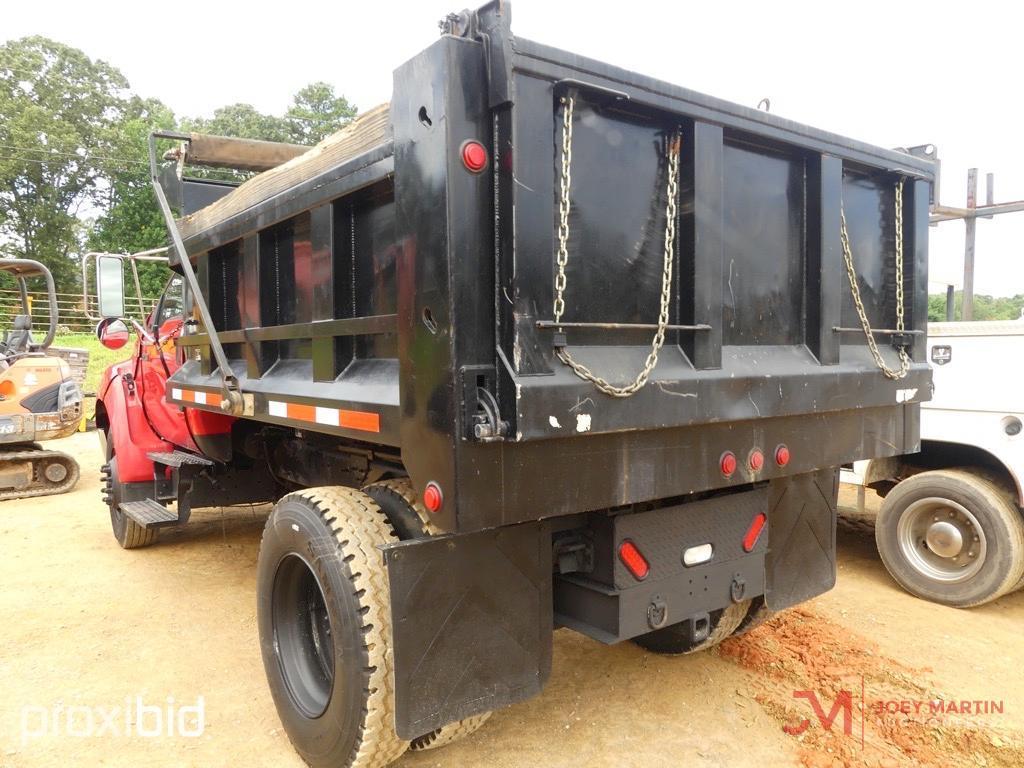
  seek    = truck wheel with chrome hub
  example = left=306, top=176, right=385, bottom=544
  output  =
left=875, top=469, right=1024, bottom=607
left=257, top=487, right=408, bottom=768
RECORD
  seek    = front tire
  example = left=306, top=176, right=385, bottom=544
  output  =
left=102, top=447, right=157, bottom=550
left=257, top=487, right=408, bottom=768
left=875, top=469, right=1024, bottom=607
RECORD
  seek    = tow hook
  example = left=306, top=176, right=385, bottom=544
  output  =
left=647, top=598, right=668, bottom=629
left=730, top=573, right=746, bottom=602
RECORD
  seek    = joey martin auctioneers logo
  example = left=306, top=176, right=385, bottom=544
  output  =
left=20, top=696, right=205, bottom=743
left=785, top=678, right=1004, bottom=748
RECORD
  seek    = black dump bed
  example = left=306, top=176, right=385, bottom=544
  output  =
left=164, top=1, right=934, bottom=534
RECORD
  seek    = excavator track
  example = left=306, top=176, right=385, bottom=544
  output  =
left=0, top=446, right=80, bottom=500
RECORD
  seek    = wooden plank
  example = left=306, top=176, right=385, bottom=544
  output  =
left=178, top=104, right=391, bottom=241
left=182, top=134, right=307, bottom=173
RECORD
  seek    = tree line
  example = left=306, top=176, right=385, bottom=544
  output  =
left=928, top=291, right=1024, bottom=322
left=0, top=36, right=356, bottom=297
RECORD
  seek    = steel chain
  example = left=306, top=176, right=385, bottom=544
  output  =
left=839, top=178, right=910, bottom=380
left=552, top=96, right=681, bottom=398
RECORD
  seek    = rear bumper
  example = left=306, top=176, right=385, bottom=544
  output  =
left=553, top=469, right=837, bottom=644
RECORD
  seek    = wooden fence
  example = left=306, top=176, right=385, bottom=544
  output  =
left=0, top=289, right=159, bottom=335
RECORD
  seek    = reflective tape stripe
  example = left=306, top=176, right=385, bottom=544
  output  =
left=172, top=388, right=222, bottom=407
left=267, top=399, right=380, bottom=433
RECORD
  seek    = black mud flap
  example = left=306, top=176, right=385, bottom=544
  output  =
left=765, top=468, right=838, bottom=611
left=382, top=521, right=552, bottom=739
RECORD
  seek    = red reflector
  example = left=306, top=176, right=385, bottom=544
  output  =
left=423, top=482, right=443, bottom=513
left=743, top=513, right=767, bottom=552
left=749, top=449, right=764, bottom=471
left=775, top=444, right=791, bottom=467
left=720, top=451, right=737, bottom=477
left=461, top=140, right=488, bottom=172
left=618, top=540, right=650, bottom=581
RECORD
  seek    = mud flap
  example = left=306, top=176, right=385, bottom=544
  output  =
left=765, top=468, right=838, bottom=611
left=381, top=521, right=552, bottom=739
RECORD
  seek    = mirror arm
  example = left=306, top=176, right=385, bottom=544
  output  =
left=148, top=131, right=243, bottom=416
left=129, top=317, right=155, bottom=345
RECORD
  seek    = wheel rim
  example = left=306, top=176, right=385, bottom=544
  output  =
left=896, top=496, right=987, bottom=583
left=272, top=554, right=335, bottom=718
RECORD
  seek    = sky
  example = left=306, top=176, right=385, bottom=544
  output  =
left=4, top=0, right=1024, bottom=296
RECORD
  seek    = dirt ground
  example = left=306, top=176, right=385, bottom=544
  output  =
left=3, top=432, right=1024, bottom=768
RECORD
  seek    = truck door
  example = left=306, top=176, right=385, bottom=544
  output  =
left=138, top=276, right=197, bottom=452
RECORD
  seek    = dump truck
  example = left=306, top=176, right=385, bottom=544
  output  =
left=93, top=3, right=935, bottom=765
left=845, top=320, right=1024, bottom=607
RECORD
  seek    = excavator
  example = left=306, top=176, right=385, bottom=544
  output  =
left=0, top=259, right=83, bottom=499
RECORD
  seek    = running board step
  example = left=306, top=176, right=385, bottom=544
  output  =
left=146, top=450, right=213, bottom=468
left=119, top=499, right=179, bottom=528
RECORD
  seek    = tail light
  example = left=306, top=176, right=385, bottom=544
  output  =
left=749, top=449, right=764, bottom=471
left=775, top=444, right=791, bottom=467
left=460, top=140, right=488, bottom=173
left=743, top=513, right=768, bottom=552
left=618, top=540, right=650, bottom=581
left=720, top=451, right=737, bottom=477
left=423, top=481, right=443, bottom=513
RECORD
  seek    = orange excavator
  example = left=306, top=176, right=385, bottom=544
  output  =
left=0, top=259, right=82, bottom=499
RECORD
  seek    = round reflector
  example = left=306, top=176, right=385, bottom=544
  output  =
left=461, top=141, right=488, bottom=173
left=749, top=449, right=764, bottom=471
left=720, top=451, right=737, bottom=477
left=775, top=444, right=791, bottom=467
left=423, top=481, right=443, bottom=513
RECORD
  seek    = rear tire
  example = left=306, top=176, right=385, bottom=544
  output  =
left=257, top=487, right=408, bottom=768
left=363, top=477, right=492, bottom=750
left=410, top=712, right=492, bottom=752
left=732, top=596, right=774, bottom=636
left=363, top=478, right=437, bottom=539
left=875, top=469, right=1024, bottom=607
left=633, top=599, right=751, bottom=655
left=102, top=451, right=157, bottom=550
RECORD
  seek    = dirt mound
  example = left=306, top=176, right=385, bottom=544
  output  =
left=719, top=607, right=1024, bottom=768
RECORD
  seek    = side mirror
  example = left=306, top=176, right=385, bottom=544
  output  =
left=96, top=255, right=125, bottom=319
left=96, top=318, right=130, bottom=350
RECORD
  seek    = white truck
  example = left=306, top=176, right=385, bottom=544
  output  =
left=845, top=320, right=1024, bottom=607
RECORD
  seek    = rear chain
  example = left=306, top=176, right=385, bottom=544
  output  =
left=839, top=177, right=910, bottom=380
left=552, top=95, right=681, bottom=398
left=0, top=448, right=80, bottom=500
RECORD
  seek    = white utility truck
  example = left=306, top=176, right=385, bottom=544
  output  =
left=845, top=320, right=1024, bottom=607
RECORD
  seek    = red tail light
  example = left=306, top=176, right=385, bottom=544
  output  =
left=423, top=482, right=443, bottom=513
left=749, top=449, right=764, bottom=471
left=618, top=540, right=650, bottom=581
left=743, top=513, right=767, bottom=552
left=720, top=451, right=737, bottom=477
left=461, top=140, right=488, bottom=173
left=775, top=444, right=791, bottom=466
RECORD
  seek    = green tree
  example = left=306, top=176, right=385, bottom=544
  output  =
left=0, top=36, right=132, bottom=291
left=928, top=292, right=1024, bottom=322
left=86, top=96, right=175, bottom=301
left=182, top=103, right=294, bottom=144
left=286, top=82, right=357, bottom=145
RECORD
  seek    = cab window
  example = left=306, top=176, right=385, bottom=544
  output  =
left=154, top=276, right=184, bottom=326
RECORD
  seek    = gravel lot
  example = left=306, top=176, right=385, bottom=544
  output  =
left=3, top=431, right=1024, bottom=768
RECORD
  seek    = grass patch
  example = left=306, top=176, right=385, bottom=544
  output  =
left=52, top=333, right=133, bottom=395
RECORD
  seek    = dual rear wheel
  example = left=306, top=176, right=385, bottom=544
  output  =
left=257, top=480, right=490, bottom=768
